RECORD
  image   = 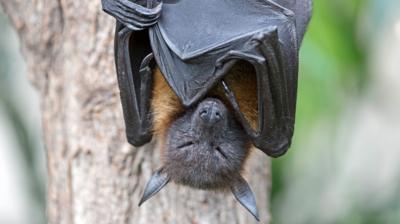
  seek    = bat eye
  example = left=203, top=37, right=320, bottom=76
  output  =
left=177, top=141, right=194, bottom=149
left=214, top=146, right=228, bottom=159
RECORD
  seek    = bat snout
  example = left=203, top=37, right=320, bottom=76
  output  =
left=195, top=98, right=227, bottom=128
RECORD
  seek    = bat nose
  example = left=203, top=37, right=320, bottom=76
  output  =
left=198, top=99, right=225, bottom=126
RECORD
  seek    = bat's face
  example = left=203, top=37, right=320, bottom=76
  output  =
left=149, top=63, right=258, bottom=189
left=164, top=98, right=249, bottom=189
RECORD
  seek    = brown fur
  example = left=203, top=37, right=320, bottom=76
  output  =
left=151, top=61, right=259, bottom=139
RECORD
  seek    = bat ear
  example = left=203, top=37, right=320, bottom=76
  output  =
left=138, top=168, right=170, bottom=206
left=231, top=176, right=260, bottom=221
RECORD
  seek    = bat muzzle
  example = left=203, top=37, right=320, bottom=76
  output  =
left=195, top=98, right=226, bottom=128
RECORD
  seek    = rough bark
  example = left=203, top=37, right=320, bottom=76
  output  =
left=0, top=1, right=271, bottom=223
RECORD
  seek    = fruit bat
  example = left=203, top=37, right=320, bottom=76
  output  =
left=101, top=0, right=312, bottom=221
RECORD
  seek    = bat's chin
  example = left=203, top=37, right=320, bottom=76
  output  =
left=164, top=143, right=240, bottom=189
left=163, top=98, right=250, bottom=189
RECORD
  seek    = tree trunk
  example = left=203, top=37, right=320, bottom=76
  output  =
left=0, top=1, right=271, bottom=223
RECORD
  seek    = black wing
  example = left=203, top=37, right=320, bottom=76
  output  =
left=219, top=0, right=312, bottom=157
left=103, top=0, right=312, bottom=156
left=114, top=22, right=154, bottom=146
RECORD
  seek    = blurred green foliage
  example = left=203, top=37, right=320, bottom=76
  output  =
left=271, top=0, right=400, bottom=223
left=272, top=0, right=369, bottom=222
left=273, top=0, right=368, bottom=190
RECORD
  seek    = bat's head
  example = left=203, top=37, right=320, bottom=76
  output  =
left=138, top=65, right=260, bottom=220
left=149, top=63, right=259, bottom=187
left=164, top=97, right=249, bottom=189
